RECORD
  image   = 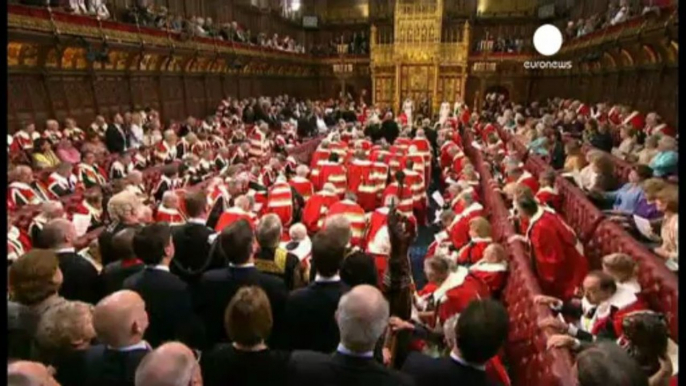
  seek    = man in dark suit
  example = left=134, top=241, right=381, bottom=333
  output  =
left=123, top=223, right=205, bottom=349
left=105, top=113, right=128, bottom=154
left=284, top=227, right=349, bottom=353
left=195, top=220, right=289, bottom=349
left=400, top=299, right=509, bottom=386
left=171, top=191, right=223, bottom=285
left=380, top=112, right=400, bottom=144
left=288, top=285, right=413, bottom=386
left=82, top=290, right=152, bottom=386
left=41, top=218, right=101, bottom=304
left=100, top=228, right=144, bottom=297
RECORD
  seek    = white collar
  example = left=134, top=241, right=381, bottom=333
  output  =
left=315, top=274, right=341, bottom=283
left=537, top=186, right=558, bottom=195
left=55, top=247, right=76, bottom=254
left=451, top=202, right=483, bottom=227
left=470, top=260, right=508, bottom=273
left=617, top=279, right=641, bottom=294
left=10, top=181, right=34, bottom=190
left=186, top=218, right=207, bottom=225
left=157, top=205, right=180, bottom=216
left=470, top=237, right=492, bottom=243
left=8, top=226, right=20, bottom=240
left=450, top=351, right=486, bottom=371
left=108, top=340, right=150, bottom=352
left=49, top=172, right=69, bottom=186
left=83, top=201, right=102, bottom=216
left=229, top=262, right=255, bottom=269
left=516, top=171, right=533, bottom=185
left=433, top=267, right=469, bottom=301
left=526, top=205, right=547, bottom=235
left=337, top=344, right=373, bottom=358
left=151, top=264, right=170, bottom=272
left=291, top=176, right=310, bottom=183
left=596, top=285, right=639, bottom=320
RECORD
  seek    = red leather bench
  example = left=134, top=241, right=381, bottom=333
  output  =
left=580, top=144, right=632, bottom=184
left=554, top=177, right=604, bottom=243
left=465, top=134, right=577, bottom=386
left=587, top=220, right=679, bottom=341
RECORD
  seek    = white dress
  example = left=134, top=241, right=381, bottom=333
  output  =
left=439, top=102, right=451, bottom=125
left=403, top=99, right=414, bottom=128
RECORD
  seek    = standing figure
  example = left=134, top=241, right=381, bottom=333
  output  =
left=439, top=100, right=451, bottom=125
left=402, top=97, right=414, bottom=129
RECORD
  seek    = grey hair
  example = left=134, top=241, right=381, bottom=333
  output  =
left=296, top=165, right=309, bottom=176
left=134, top=343, right=195, bottom=386
left=336, top=285, right=389, bottom=353
left=35, top=300, right=94, bottom=356
left=323, top=215, right=352, bottom=246
left=41, top=201, right=64, bottom=218
left=107, top=191, right=141, bottom=222
left=289, top=223, right=307, bottom=241
left=256, top=214, right=282, bottom=248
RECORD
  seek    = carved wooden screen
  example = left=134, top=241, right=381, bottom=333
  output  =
left=373, top=73, right=395, bottom=110
left=399, top=65, right=435, bottom=106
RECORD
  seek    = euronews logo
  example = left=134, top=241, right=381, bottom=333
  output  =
left=524, top=24, right=572, bottom=70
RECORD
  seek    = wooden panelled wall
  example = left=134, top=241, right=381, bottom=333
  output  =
left=528, top=66, right=678, bottom=126
left=8, top=71, right=319, bottom=131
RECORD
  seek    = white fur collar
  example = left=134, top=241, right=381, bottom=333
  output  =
left=470, top=261, right=508, bottom=273
left=434, top=267, right=469, bottom=302
left=596, top=285, right=638, bottom=320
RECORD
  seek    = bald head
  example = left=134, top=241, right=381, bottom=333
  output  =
left=335, top=285, right=389, bottom=353
left=135, top=342, right=199, bottom=386
left=93, top=290, right=148, bottom=348
left=7, top=361, right=59, bottom=386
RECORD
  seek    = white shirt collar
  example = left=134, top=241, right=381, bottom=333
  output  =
left=450, top=351, right=486, bottom=371
left=186, top=218, right=207, bottom=225
left=55, top=247, right=76, bottom=254
left=109, top=340, right=150, bottom=352
left=315, top=274, right=341, bottom=283
left=151, top=264, right=170, bottom=272
left=229, top=262, right=255, bottom=269
left=336, top=344, right=373, bottom=358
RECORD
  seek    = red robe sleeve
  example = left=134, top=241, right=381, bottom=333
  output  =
left=448, top=218, right=470, bottom=251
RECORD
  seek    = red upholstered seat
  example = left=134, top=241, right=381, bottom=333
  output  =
left=554, top=177, right=604, bottom=242
left=587, top=220, right=679, bottom=340
left=524, top=156, right=549, bottom=179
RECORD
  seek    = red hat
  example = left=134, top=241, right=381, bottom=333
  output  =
left=622, top=111, right=645, bottom=131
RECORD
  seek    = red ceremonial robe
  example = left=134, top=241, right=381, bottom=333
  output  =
left=289, top=176, right=314, bottom=201
left=381, top=183, right=414, bottom=217
left=301, top=191, right=340, bottom=234
left=364, top=207, right=391, bottom=285
left=215, top=207, right=255, bottom=232
left=310, top=149, right=330, bottom=170
left=515, top=171, right=539, bottom=194
left=526, top=207, right=588, bottom=301
left=8, top=182, right=44, bottom=207
left=316, top=161, right=347, bottom=197
left=469, top=260, right=508, bottom=296
left=447, top=202, right=484, bottom=251
left=456, top=237, right=493, bottom=266
left=155, top=205, right=186, bottom=225
left=535, top=186, right=562, bottom=213
left=265, top=181, right=294, bottom=227
left=326, top=200, right=366, bottom=248
left=8, top=225, right=32, bottom=262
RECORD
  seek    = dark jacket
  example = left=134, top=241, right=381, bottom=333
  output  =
left=170, top=221, right=222, bottom=285
left=123, top=267, right=205, bottom=348
left=98, top=222, right=140, bottom=266
left=284, top=280, right=349, bottom=353
left=401, top=352, right=498, bottom=386
left=100, top=260, right=145, bottom=297
left=201, top=345, right=290, bottom=386
left=105, top=124, right=128, bottom=154
left=81, top=344, right=150, bottom=386
left=381, top=120, right=400, bottom=144
left=195, top=266, right=289, bottom=350
left=288, top=351, right=414, bottom=386
left=57, top=250, right=101, bottom=304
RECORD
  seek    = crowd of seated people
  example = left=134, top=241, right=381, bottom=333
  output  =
left=467, top=93, right=678, bottom=384
left=564, top=0, right=671, bottom=40
left=473, top=35, right=527, bottom=54
left=311, top=32, right=370, bottom=56
left=13, top=0, right=306, bottom=53
left=6, top=88, right=678, bottom=386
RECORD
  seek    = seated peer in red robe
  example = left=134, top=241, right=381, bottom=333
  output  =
left=301, top=186, right=340, bottom=234
left=515, top=197, right=588, bottom=302
left=456, top=216, right=492, bottom=266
